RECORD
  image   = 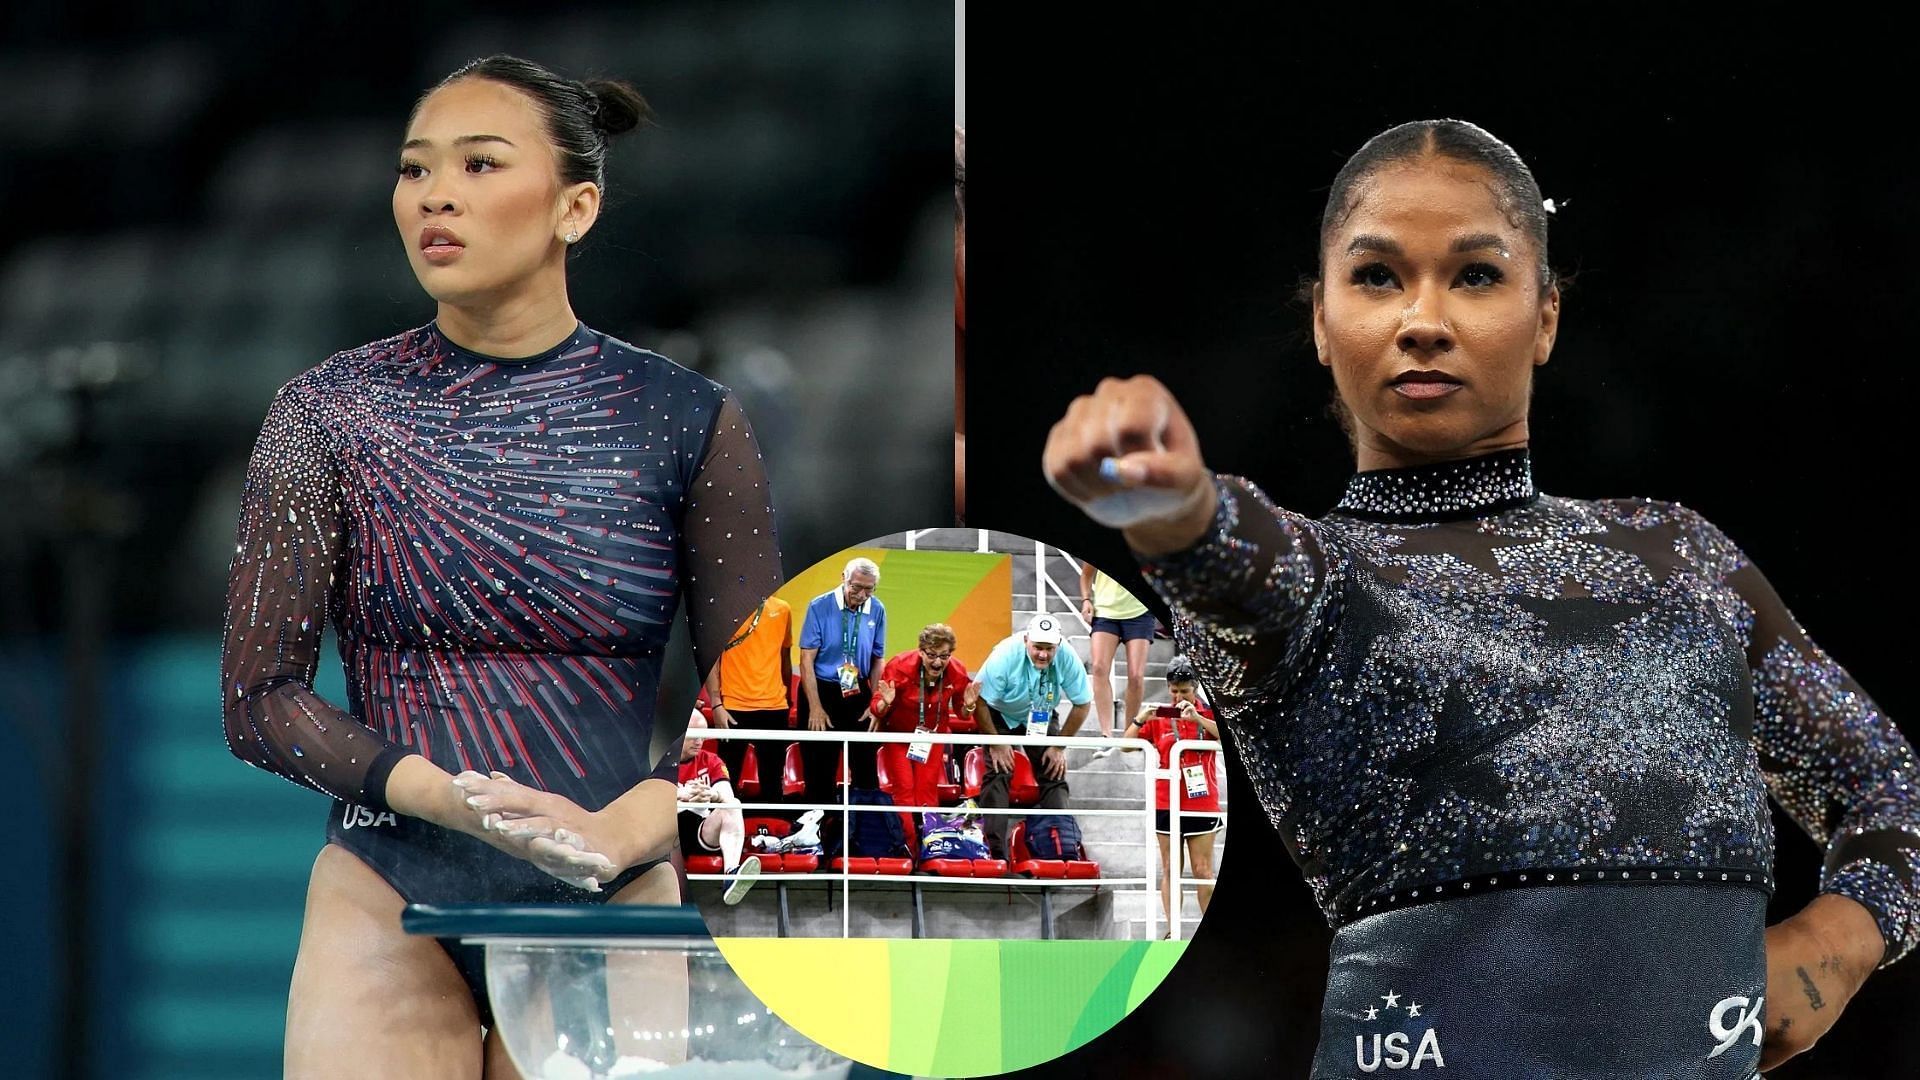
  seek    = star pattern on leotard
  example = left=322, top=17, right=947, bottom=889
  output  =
left=1146, top=452, right=1920, bottom=965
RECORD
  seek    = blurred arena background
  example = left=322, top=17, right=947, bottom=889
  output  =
left=0, top=3, right=953, bottom=1077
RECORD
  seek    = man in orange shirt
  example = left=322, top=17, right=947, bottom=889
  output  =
left=704, top=597, right=794, bottom=811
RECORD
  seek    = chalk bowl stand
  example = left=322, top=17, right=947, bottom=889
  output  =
left=403, top=903, right=851, bottom=1080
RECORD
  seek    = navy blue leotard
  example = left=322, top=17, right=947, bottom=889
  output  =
left=1140, top=449, right=1919, bottom=1078
left=221, top=321, right=781, bottom=1021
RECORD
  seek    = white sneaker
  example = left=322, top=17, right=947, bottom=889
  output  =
left=723, top=854, right=762, bottom=905
left=1091, top=741, right=1115, bottom=759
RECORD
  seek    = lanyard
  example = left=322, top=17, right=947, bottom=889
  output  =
left=917, top=662, right=943, bottom=730
left=839, top=602, right=860, bottom=666
left=1029, top=664, right=1057, bottom=715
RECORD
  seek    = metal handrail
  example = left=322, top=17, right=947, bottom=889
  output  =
left=1165, top=737, right=1229, bottom=941
left=682, top=727, right=1158, bottom=938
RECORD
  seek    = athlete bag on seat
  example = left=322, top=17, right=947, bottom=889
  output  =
left=1023, top=812, right=1085, bottom=859
left=847, top=787, right=909, bottom=858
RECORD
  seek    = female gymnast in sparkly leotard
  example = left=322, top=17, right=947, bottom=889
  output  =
left=220, top=56, right=781, bottom=1078
left=1044, top=120, right=1918, bottom=1078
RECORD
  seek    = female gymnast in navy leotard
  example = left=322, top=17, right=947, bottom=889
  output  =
left=220, top=56, right=781, bottom=1077
left=1044, top=120, right=1918, bottom=1077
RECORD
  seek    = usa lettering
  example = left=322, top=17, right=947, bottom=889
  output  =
left=341, top=804, right=398, bottom=830
left=1355, top=1029, right=1445, bottom=1071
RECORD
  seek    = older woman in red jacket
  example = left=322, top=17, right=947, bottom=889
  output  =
left=864, top=623, right=982, bottom=811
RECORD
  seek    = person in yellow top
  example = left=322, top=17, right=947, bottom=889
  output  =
left=704, top=596, right=795, bottom=808
left=1077, top=565, right=1154, bottom=758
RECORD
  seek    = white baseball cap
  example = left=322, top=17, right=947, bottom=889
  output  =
left=1024, top=613, right=1064, bottom=645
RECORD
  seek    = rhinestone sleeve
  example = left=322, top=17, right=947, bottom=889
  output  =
left=675, top=392, right=785, bottom=780
left=1136, top=474, right=1341, bottom=712
left=1681, top=505, right=1920, bottom=966
left=219, top=379, right=413, bottom=810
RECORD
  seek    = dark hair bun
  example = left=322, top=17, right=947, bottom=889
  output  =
left=585, top=78, right=651, bottom=137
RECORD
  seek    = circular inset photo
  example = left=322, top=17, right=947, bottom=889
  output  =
left=672, top=528, right=1232, bottom=1076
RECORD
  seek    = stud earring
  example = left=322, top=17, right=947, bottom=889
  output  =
left=565, top=228, right=578, bottom=244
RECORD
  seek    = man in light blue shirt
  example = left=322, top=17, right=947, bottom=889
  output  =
left=797, top=558, right=888, bottom=806
left=973, top=612, right=1091, bottom=858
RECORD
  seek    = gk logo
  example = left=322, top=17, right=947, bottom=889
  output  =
left=1707, top=994, right=1764, bottom=1060
left=341, top=804, right=398, bottom=830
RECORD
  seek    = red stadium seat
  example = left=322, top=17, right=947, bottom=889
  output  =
left=961, top=747, right=1040, bottom=803
left=1009, top=820, right=1099, bottom=880
left=831, top=856, right=913, bottom=876
left=963, top=746, right=987, bottom=798
left=734, top=818, right=825, bottom=873
left=874, top=747, right=898, bottom=796
left=919, top=857, right=970, bottom=877
left=917, top=857, right=1007, bottom=878
left=788, top=674, right=804, bottom=727
left=743, top=816, right=790, bottom=843
left=736, top=744, right=762, bottom=797
left=1009, top=750, right=1041, bottom=806
left=1009, top=820, right=1038, bottom=876
left=691, top=853, right=815, bottom=875
left=782, top=744, right=806, bottom=797
left=932, top=744, right=961, bottom=805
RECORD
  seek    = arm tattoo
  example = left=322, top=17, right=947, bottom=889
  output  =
left=1795, top=966, right=1827, bottom=1011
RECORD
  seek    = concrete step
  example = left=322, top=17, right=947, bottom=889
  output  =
left=1122, top=918, right=1208, bottom=941
left=1066, top=772, right=1159, bottom=801
left=1069, top=742, right=1156, bottom=763
left=1076, top=840, right=1150, bottom=878
left=1114, top=891, right=1207, bottom=918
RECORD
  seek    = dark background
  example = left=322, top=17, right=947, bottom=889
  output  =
left=0, top=3, right=950, bottom=1076
left=969, top=10, right=1919, bottom=1078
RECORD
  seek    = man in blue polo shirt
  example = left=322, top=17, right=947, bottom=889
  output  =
left=973, top=612, right=1091, bottom=859
left=797, top=557, right=888, bottom=814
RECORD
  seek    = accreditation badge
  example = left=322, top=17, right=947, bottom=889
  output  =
left=1183, top=762, right=1211, bottom=799
left=838, top=661, right=860, bottom=697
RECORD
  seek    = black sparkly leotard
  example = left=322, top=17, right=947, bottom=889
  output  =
left=1139, top=449, right=1919, bottom=1078
left=221, top=321, right=781, bottom=1020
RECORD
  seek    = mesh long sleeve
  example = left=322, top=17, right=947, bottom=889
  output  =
left=1680, top=506, right=1920, bottom=966
left=673, top=393, right=784, bottom=781
left=221, top=381, right=412, bottom=809
left=1136, top=474, right=1341, bottom=712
